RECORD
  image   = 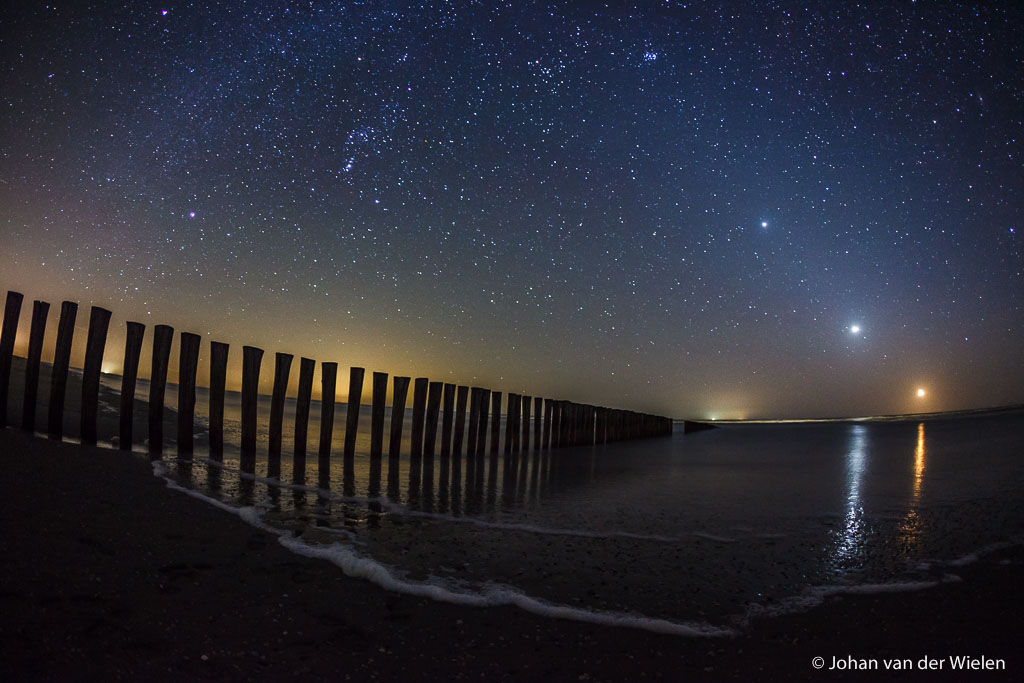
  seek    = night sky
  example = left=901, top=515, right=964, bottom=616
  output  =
left=1, top=1, right=1021, bottom=419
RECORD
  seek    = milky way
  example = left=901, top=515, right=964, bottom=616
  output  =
left=1, top=1, right=1021, bottom=418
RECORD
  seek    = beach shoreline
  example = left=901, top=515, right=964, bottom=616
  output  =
left=1, top=428, right=1019, bottom=682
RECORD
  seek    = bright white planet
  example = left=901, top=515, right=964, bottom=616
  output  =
left=850, top=325, right=861, bottom=334
left=917, top=388, right=926, bottom=398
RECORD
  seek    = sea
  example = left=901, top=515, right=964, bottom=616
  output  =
left=6, top=360, right=1024, bottom=637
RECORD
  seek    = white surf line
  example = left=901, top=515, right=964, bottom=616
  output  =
left=150, top=462, right=734, bottom=638
left=691, top=532, right=738, bottom=543
left=735, top=538, right=1024, bottom=628
left=737, top=577, right=951, bottom=627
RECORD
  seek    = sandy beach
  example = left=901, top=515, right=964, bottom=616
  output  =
left=0, top=428, right=1019, bottom=682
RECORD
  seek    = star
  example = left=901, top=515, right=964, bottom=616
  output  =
left=850, top=325, right=861, bottom=334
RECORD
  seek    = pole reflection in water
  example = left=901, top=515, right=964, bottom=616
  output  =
left=179, top=411, right=617, bottom=533
left=830, top=424, right=868, bottom=575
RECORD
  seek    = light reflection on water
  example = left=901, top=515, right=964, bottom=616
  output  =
left=898, top=423, right=927, bottom=547
left=831, top=424, right=869, bottom=574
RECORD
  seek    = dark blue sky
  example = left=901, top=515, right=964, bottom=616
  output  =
left=1, top=1, right=1021, bottom=418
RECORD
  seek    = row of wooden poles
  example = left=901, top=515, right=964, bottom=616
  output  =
left=0, top=291, right=673, bottom=473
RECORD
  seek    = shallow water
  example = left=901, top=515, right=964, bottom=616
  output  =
left=6, top=358, right=1024, bottom=634
left=141, top=391, right=1024, bottom=634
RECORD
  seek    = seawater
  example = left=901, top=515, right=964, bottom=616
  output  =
left=9, top=361, right=1024, bottom=635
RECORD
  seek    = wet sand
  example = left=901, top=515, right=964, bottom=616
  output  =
left=0, top=428, right=1019, bottom=682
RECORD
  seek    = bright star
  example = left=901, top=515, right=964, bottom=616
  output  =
left=917, top=388, right=926, bottom=398
left=850, top=325, right=861, bottom=334
left=760, top=221, right=768, bottom=228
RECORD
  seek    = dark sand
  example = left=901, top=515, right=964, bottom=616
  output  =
left=1, top=428, right=1019, bottom=682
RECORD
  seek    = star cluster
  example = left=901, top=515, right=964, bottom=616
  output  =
left=1, top=1, right=1021, bottom=418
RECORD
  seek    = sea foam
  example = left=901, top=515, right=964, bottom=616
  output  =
left=152, top=462, right=733, bottom=638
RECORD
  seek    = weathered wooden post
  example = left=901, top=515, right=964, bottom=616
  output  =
left=466, top=387, right=481, bottom=456
left=240, top=345, right=263, bottom=473
left=343, top=367, right=365, bottom=465
left=424, top=381, right=442, bottom=460
left=503, top=393, right=515, bottom=455
left=510, top=393, right=522, bottom=452
left=21, top=300, right=49, bottom=432
left=80, top=306, right=111, bottom=446
left=388, top=376, right=410, bottom=466
left=176, top=332, right=201, bottom=457
left=572, top=403, right=581, bottom=445
left=548, top=401, right=559, bottom=448
left=452, top=385, right=468, bottom=457
left=318, top=361, right=338, bottom=484
left=477, top=388, right=491, bottom=456
left=118, top=322, right=145, bottom=450
left=489, top=391, right=502, bottom=454
left=410, top=377, right=428, bottom=463
left=292, top=357, right=315, bottom=474
left=369, top=371, right=388, bottom=462
left=562, top=402, right=571, bottom=446
left=47, top=301, right=77, bottom=439
left=440, top=382, right=455, bottom=458
left=533, top=396, right=542, bottom=450
left=555, top=401, right=565, bottom=447
left=542, top=398, right=552, bottom=449
left=521, top=395, right=532, bottom=452
left=148, top=324, right=174, bottom=455
left=0, top=291, right=23, bottom=429
left=267, top=352, right=293, bottom=478
left=207, top=341, right=229, bottom=459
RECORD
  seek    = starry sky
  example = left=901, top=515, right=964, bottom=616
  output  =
left=1, top=1, right=1021, bottom=419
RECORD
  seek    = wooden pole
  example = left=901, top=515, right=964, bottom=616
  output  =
left=292, top=357, right=315, bottom=472
left=388, top=375, right=410, bottom=478
left=147, top=324, right=174, bottom=455
left=510, top=393, right=521, bottom=452
left=477, top=388, right=490, bottom=456
left=80, top=306, right=111, bottom=446
left=533, top=396, right=542, bottom=450
left=240, top=345, right=263, bottom=473
left=452, top=385, right=468, bottom=457
left=208, top=341, right=230, bottom=460
left=452, top=385, right=468, bottom=489
left=424, top=381, right=442, bottom=460
left=47, top=301, right=77, bottom=439
left=504, top=393, right=516, bottom=455
left=268, top=352, right=293, bottom=478
left=369, top=371, right=388, bottom=461
left=343, top=366, right=365, bottom=466
left=0, top=291, right=24, bottom=429
left=521, top=394, right=532, bottom=452
left=21, top=300, right=49, bottom=432
left=440, top=382, right=455, bottom=458
left=466, top=387, right=480, bottom=456
left=176, top=332, right=201, bottom=457
left=385, top=376, right=409, bottom=499
left=119, top=322, right=145, bottom=450
left=542, top=398, right=552, bottom=449
left=489, top=391, right=501, bottom=454
left=318, top=361, right=338, bottom=482
left=410, top=377, right=428, bottom=460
